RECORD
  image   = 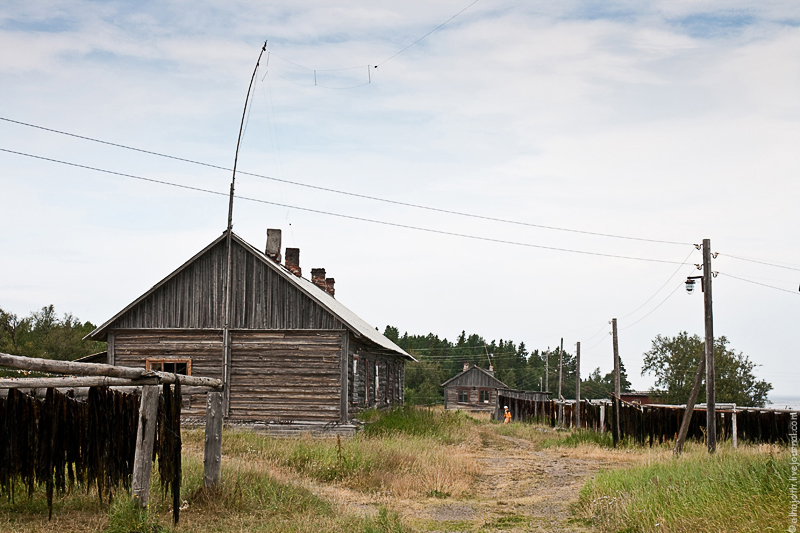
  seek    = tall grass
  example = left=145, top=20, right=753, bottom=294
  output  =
left=576, top=445, right=789, bottom=533
left=361, top=406, right=476, bottom=444
left=210, top=411, right=478, bottom=499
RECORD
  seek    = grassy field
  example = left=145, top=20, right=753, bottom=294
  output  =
left=576, top=441, right=789, bottom=533
left=0, top=407, right=790, bottom=533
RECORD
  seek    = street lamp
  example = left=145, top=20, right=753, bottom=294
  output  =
left=685, top=275, right=703, bottom=294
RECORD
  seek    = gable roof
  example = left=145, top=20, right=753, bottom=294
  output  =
left=441, top=366, right=507, bottom=389
left=87, top=231, right=413, bottom=360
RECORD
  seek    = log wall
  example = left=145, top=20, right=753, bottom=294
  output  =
left=112, top=329, right=348, bottom=421
left=229, top=330, right=344, bottom=423
left=444, top=386, right=498, bottom=412
left=349, top=342, right=404, bottom=410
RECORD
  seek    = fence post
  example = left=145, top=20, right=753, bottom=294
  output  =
left=132, top=385, right=160, bottom=507
left=732, top=404, right=738, bottom=449
left=204, top=391, right=224, bottom=487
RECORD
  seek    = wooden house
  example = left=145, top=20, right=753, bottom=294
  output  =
left=442, top=364, right=508, bottom=413
left=86, top=229, right=412, bottom=432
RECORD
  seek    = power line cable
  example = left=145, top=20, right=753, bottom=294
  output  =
left=717, top=253, right=800, bottom=272
left=580, top=323, right=610, bottom=344
left=582, top=334, right=609, bottom=353
left=0, top=148, right=696, bottom=265
left=620, top=279, right=686, bottom=330
left=618, top=248, right=697, bottom=320
left=718, top=272, right=800, bottom=296
left=0, top=116, right=689, bottom=245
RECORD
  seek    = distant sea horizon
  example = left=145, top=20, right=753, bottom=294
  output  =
left=767, top=395, right=800, bottom=410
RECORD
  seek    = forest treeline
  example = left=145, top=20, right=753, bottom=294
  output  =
left=384, top=326, right=631, bottom=406
left=0, top=305, right=106, bottom=364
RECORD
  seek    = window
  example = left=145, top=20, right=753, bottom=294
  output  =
left=458, top=389, right=469, bottom=403
left=146, top=358, right=191, bottom=375
left=480, top=390, right=491, bottom=403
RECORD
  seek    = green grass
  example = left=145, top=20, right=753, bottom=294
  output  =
left=361, top=406, right=476, bottom=444
left=576, top=446, right=789, bottom=533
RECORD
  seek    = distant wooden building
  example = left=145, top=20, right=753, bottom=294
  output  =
left=442, top=364, right=508, bottom=413
left=620, top=390, right=662, bottom=405
left=86, top=229, right=412, bottom=431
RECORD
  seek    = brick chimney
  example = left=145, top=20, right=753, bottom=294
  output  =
left=265, top=229, right=282, bottom=263
left=463, top=363, right=469, bottom=373
left=285, top=248, right=301, bottom=277
left=325, top=277, right=335, bottom=298
left=487, top=365, right=494, bottom=376
left=311, top=268, right=326, bottom=290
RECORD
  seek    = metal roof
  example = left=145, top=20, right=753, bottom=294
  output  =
left=86, top=231, right=413, bottom=361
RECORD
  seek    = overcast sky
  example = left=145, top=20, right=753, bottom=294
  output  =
left=1, top=1, right=798, bottom=399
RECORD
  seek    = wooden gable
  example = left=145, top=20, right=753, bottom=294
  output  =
left=90, top=234, right=343, bottom=339
left=442, top=367, right=507, bottom=389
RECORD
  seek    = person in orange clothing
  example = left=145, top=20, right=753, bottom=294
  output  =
left=503, top=405, right=512, bottom=424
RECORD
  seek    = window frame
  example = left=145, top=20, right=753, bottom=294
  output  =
left=146, top=357, right=192, bottom=376
left=479, top=389, right=491, bottom=404
left=457, top=388, right=470, bottom=403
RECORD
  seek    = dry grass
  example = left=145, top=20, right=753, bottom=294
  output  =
left=182, top=426, right=479, bottom=500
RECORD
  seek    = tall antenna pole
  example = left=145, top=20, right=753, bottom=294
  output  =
left=222, top=40, right=267, bottom=416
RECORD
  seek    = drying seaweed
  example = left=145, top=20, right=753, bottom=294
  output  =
left=0, top=386, right=142, bottom=519
left=156, top=381, right=182, bottom=524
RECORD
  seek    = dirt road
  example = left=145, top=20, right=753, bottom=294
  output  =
left=311, top=427, right=633, bottom=532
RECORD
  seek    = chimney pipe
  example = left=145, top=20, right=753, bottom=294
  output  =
left=325, top=277, right=335, bottom=298
left=285, top=248, right=301, bottom=277
left=266, top=229, right=282, bottom=263
left=463, top=363, right=469, bottom=373
left=311, top=268, right=326, bottom=290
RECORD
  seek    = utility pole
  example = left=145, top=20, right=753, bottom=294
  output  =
left=703, top=238, right=716, bottom=454
left=575, top=341, right=581, bottom=429
left=558, top=337, right=564, bottom=426
left=545, top=346, right=549, bottom=393
left=676, top=239, right=716, bottom=455
left=612, top=318, right=621, bottom=442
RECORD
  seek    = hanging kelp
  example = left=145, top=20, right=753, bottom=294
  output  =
left=0, top=386, right=141, bottom=519
left=0, top=389, right=39, bottom=501
left=156, top=381, right=182, bottom=524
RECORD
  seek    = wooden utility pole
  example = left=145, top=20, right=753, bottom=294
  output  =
left=612, top=318, right=621, bottom=440
left=545, top=346, right=549, bottom=393
left=222, top=41, right=267, bottom=416
left=558, top=337, right=564, bottom=426
left=673, top=353, right=705, bottom=457
left=575, top=341, right=581, bottom=429
left=703, top=238, right=716, bottom=453
left=558, top=337, right=563, bottom=399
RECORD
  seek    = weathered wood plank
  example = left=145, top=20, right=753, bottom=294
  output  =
left=203, top=391, right=223, bottom=487
left=132, top=385, right=159, bottom=507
